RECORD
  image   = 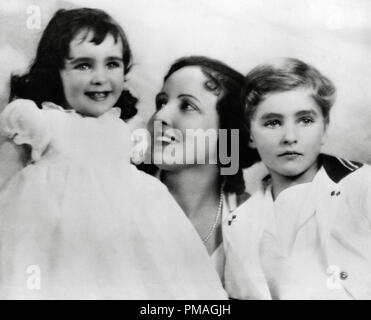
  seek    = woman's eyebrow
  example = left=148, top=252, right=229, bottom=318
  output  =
left=178, top=94, right=200, bottom=102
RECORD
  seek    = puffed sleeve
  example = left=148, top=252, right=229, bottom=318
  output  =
left=0, top=99, right=51, bottom=162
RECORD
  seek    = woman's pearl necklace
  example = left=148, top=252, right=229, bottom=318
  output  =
left=202, top=186, right=223, bottom=244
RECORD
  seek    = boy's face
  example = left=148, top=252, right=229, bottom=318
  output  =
left=60, top=31, right=125, bottom=117
left=249, top=88, right=327, bottom=180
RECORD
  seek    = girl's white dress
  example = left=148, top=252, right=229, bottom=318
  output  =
left=0, top=99, right=227, bottom=299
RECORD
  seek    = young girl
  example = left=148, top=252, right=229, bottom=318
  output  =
left=224, top=58, right=371, bottom=299
left=0, top=8, right=227, bottom=299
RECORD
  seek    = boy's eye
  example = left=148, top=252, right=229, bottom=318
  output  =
left=107, top=61, right=122, bottom=69
left=264, top=119, right=281, bottom=128
left=75, top=63, right=91, bottom=71
left=298, top=117, right=314, bottom=125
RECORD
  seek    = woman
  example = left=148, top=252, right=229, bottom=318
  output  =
left=145, top=56, right=259, bottom=283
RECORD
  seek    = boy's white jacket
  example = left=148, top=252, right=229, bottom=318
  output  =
left=223, top=154, right=371, bottom=299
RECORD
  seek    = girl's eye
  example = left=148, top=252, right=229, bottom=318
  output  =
left=75, top=63, right=91, bottom=71
left=298, top=117, right=314, bottom=125
left=264, top=119, right=281, bottom=128
left=107, top=61, right=122, bottom=69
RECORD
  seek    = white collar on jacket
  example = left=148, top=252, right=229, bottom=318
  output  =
left=223, top=154, right=370, bottom=300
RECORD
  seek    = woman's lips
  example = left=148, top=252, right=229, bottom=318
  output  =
left=155, top=127, right=180, bottom=145
left=155, top=135, right=178, bottom=144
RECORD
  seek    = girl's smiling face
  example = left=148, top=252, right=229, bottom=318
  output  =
left=60, top=30, right=125, bottom=117
left=249, top=88, right=328, bottom=181
left=150, top=66, right=220, bottom=169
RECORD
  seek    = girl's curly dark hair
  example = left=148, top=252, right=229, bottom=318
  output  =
left=10, top=8, right=137, bottom=120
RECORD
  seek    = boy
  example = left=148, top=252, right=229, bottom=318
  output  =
left=224, top=58, right=371, bottom=299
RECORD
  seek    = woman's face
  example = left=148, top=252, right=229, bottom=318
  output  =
left=150, top=66, right=220, bottom=171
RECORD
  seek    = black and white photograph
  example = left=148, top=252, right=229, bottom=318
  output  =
left=0, top=0, right=370, bottom=305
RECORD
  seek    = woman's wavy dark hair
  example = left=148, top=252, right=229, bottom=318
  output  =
left=10, top=8, right=137, bottom=120
left=151, top=56, right=259, bottom=198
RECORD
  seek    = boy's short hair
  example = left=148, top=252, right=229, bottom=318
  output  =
left=242, top=58, right=336, bottom=125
